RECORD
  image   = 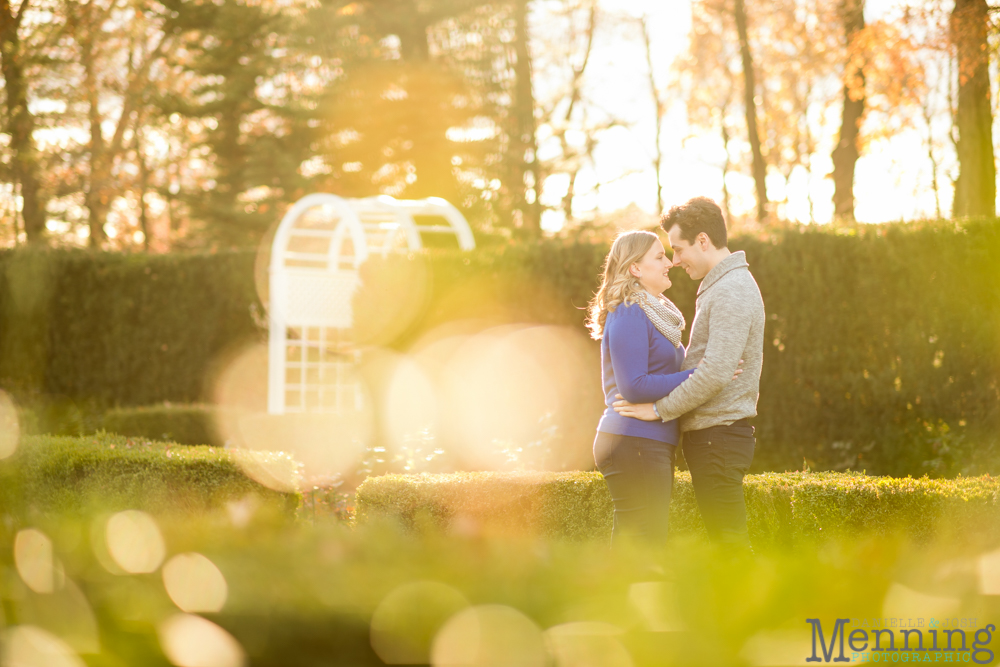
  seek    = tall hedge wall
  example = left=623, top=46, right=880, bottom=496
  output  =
left=2, top=221, right=998, bottom=476
left=355, top=221, right=1000, bottom=475
left=0, top=248, right=261, bottom=409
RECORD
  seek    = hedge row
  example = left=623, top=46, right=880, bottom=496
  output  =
left=0, top=433, right=300, bottom=517
left=355, top=470, right=1000, bottom=550
left=0, top=248, right=261, bottom=407
left=2, top=220, right=999, bottom=475
left=100, top=403, right=225, bottom=447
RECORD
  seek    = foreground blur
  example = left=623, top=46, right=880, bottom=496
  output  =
left=2, top=502, right=1000, bottom=667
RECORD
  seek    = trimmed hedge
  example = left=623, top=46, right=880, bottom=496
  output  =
left=0, top=247, right=261, bottom=408
left=100, top=403, right=225, bottom=446
left=0, top=433, right=301, bottom=516
left=2, top=220, right=999, bottom=475
left=355, top=470, right=1000, bottom=549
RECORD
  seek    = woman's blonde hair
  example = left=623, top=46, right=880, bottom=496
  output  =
left=586, top=230, right=660, bottom=340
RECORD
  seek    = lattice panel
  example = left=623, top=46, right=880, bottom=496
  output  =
left=282, top=326, right=363, bottom=413
left=284, top=270, right=359, bottom=327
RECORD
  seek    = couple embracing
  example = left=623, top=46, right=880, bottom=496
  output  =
left=587, top=197, right=765, bottom=553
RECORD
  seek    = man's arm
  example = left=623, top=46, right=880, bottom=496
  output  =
left=612, top=359, right=743, bottom=421
left=652, top=289, right=753, bottom=422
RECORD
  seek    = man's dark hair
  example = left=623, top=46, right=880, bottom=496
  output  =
left=659, top=196, right=728, bottom=248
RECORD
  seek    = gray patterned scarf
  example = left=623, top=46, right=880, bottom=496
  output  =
left=637, top=291, right=685, bottom=348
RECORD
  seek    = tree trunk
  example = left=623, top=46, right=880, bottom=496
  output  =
left=831, top=0, right=865, bottom=222
left=951, top=0, right=995, bottom=218
left=721, top=121, right=732, bottom=222
left=511, top=0, right=540, bottom=236
left=639, top=15, right=663, bottom=217
left=0, top=0, right=46, bottom=243
left=389, top=5, right=460, bottom=207
left=136, top=123, right=151, bottom=251
left=733, top=0, right=767, bottom=223
left=81, top=3, right=108, bottom=247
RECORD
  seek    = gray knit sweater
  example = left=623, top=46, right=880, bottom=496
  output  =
left=654, top=251, right=765, bottom=432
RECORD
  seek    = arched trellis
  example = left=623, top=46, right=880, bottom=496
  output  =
left=267, top=194, right=475, bottom=414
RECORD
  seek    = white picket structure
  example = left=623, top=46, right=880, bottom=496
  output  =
left=266, top=194, right=475, bottom=414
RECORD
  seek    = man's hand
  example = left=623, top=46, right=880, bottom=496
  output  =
left=612, top=396, right=659, bottom=421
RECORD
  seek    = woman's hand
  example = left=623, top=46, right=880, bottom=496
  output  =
left=612, top=396, right=659, bottom=421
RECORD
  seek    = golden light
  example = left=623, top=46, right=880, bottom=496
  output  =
left=0, top=389, right=19, bottom=460
left=977, top=548, right=1000, bottom=595
left=739, top=629, right=815, bottom=666
left=105, top=510, right=166, bottom=574
left=430, top=604, right=546, bottom=667
left=162, top=553, right=228, bottom=613
left=157, top=613, right=246, bottom=667
left=628, top=582, right=686, bottom=632
left=15, top=578, right=100, bottom=655
left=90, top=515, right=124, bottom=575
left=544, top=622, right=632, bottom=667
left=881, top=582, right=959, bottom=619
left=14, top=529, right=61, bottom=594
left=381, top=355, right=438, bottom=452
left=370, top=580, right=469, bottom=664
left=227, top=447, right=301, bottom=495
left=212, top=342, right=371, bottom=487
left=235, top=413, right=367, bottom=486
left=352, top=255, right=430, bottom=348
left=435, top=324, right=598, bottom=470
left=0, top=626, right=86, bottom=667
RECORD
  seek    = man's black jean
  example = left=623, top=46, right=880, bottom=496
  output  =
left=593, top=431, right=676, bottom=545
left=682, top=421, right=755, bottom=551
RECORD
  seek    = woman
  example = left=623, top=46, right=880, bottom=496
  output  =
left=586, top=230, right=702, bottom=545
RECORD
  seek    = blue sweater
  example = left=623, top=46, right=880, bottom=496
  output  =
left=597, top=302, right=694, bottom=444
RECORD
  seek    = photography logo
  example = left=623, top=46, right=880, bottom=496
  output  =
left=806, top=618, right=995, bottom=664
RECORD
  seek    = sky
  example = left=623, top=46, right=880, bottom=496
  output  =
left=533, top=0, right=963, bottom=232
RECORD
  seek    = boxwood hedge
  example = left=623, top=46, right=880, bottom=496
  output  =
left=355, top=470, right=1000, bottom=549
left=0, top=433, right=300, bottom=517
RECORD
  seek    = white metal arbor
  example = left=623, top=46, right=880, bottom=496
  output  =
left=267, top=194, right=475, bottom=414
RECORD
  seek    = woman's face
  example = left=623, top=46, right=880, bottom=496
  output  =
left=630, top=240, right=673, bottom=294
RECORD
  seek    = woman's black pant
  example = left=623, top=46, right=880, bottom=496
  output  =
left=593, top=431, right=676, bottom=545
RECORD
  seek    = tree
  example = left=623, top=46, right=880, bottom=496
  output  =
left=639, top=14, right=664, bottom=217
left=733, top=0, right=767, bottom=223
left=510, top=0, right=540, bottom=235
left=950, top=0, right=994, bottom=218
left=533, top=0, right=598, bottom=227
left=64, top=0, right=175, bottom=247
left=674, top=1, right=740, bottom=221
left=831, top=0, right=865, bottom=222
left=0, top=0, right=46, bottom=243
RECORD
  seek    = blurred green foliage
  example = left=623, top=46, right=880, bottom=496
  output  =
left=356, top=470, right=1000, bottom=551
left=0, top=433, right=299, bottom=517
left=1, top=436, right=1000, bottom=666
left=2, top=470, right=1000, bottom=666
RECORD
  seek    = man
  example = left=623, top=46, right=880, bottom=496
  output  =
left=614, top=196, right=764, bottom=551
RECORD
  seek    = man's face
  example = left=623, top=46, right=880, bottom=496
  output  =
left=667, top=224, right=711, bottom=280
